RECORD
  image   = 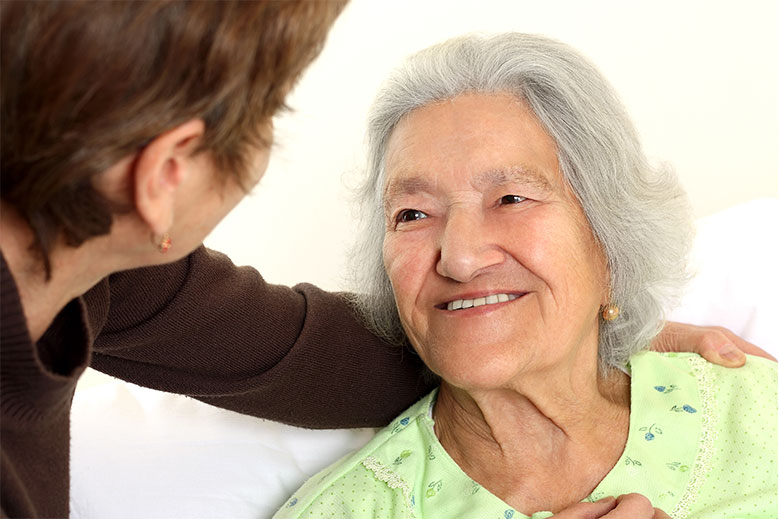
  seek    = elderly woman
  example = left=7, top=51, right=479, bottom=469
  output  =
left=275, top=34, right=777, bottom=519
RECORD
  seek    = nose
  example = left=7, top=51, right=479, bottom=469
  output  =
left=436, top=209, right=505, bottom=282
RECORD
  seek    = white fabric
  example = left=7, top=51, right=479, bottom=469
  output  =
left=70, top=199, right=779, bottom=519
left=70, top=378, right=376, bottom=518
left=668, top=198, right=778, bottom=357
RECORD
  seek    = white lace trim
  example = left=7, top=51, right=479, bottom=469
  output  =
left=670, top=356, right=719, bottom=518
left=362, top=456, right=416, bottom=518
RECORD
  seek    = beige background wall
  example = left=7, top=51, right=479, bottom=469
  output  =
left=205, top=0, right=778, bottom=291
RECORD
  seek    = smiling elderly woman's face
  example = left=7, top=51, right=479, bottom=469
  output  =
left=382, top=93, right=611, bottom=390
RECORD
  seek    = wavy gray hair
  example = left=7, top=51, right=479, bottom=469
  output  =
left=349, top=33, right=693, bottom=371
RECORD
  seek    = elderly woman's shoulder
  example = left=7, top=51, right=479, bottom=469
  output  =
left=274, top=461, right=410, bottom=519
left=632, top=351, right=776, bottom=435
left=630, top=350, right=776, bottom=422
left=633, top=350, right=776, bottom=379
left=273, top=392, right=436, bottom=519
left=634, top=350, right=776, bottom=387
left=707, top=352, right=777, bottom=388
left=625, top=351, right=776, bottom=517
left=706, top=352, right=777, bottom=418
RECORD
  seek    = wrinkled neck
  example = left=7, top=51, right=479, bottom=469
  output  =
left=432, top=356, right=631, bottom=513
left=434, top=364, right=629, bottom=452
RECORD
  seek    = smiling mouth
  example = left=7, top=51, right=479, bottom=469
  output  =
left=440, top=293, right=524, bottom=311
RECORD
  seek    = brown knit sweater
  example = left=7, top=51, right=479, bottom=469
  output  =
left=1, top=246, right=432, bottom=518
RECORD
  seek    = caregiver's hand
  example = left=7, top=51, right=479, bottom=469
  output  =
left=552, top=494, right=669, bottom=519
left=654, top=321, right=776, bottom=366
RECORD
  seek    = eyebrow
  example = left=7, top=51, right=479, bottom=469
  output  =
left=383, top=165, right=553, bottom=207
left=383, top=176, right=435, bottom=205
left=477, top=165, right=552, bottom=192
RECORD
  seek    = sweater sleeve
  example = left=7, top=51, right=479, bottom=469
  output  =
left=87, top=246, right=433, bottom=428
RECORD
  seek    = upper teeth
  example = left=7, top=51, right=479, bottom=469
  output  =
left=446, top=293, right=518, bottom=311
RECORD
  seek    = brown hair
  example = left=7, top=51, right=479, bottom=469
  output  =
left=1, top=0, right=347, bottom=273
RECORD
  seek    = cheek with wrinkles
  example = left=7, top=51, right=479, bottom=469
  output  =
left=522, top=216, right=606, bottom=310
left=384, top=230, right=437, bottom=271
left=384, top=236, right=436, bottom=333
left=384, top=242, right=418, bottom=303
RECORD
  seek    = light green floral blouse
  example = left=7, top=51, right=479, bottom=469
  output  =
left=274, top=352, right=777, bottom=518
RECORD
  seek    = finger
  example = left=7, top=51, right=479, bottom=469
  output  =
left=550, top=497, right=617, bottom=518
left=717, top=327, right=776, bottom=361
left=653, top=507, right=671, bottom=519
left=691, top=325, right=775, bottom=365
left=601, top=493, right=655, bottom=518
left=692, top=326, right=747, bottom=367
left=653, top=321, right=751, bottom=367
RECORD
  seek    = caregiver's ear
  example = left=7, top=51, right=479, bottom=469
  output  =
left=133, top=119, right=206, bottom=235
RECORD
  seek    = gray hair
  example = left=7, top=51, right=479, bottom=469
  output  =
left=349, top=33, right=693, bottom=371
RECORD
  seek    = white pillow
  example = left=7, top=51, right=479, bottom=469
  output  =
left=70, top=199, right=779, bottom=519
left=668, top=198, right=778, bottom=358
left=70, top=376, right=376, bottom=518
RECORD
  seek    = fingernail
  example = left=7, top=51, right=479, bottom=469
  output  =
left=595, top=496, right=615, bottom=503
left=719, top=343, right=743, bottom=362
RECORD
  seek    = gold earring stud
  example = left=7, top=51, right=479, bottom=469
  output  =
left=152, top=232, right=171, bottom=253
left=601, top=303, right=620, bottom=321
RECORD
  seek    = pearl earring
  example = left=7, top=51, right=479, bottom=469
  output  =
left=601, top=303, right=620, bottom=321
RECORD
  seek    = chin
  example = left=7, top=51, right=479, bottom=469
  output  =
left=427, top=347, right=528, bottom=391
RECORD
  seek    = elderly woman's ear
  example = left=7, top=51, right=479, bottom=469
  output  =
left=651, top=321, right=775, bottom=366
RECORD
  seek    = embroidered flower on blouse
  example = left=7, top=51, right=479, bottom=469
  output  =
left=654, top=384, right=679, bottom=394
left=504, top=510, right=515, bottom=519
left=286, top=497, right=298, bottom=508
left=639, top=423, right=663, bottom=441
left=425, top=480, right=443, bottom=497
left=391, top=416, right=411, bottom=434
left=624, top=456, right=642, bottom=466
left=393, top=450, right=412, bottom=465
left=666, top=462, right=690, bottom=472
left=670, top=404, right=697, bottom=413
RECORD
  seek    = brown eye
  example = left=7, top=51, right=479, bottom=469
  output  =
left=396, top=209, right=428, bottom=223
left=500, top=194, right=526, bottom=205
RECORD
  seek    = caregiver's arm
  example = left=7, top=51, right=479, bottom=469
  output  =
left=88, top=246, right=435, bottom=429
left=87, top=246, right=768, bottom=429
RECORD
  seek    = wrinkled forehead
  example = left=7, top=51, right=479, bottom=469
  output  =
left=380, top=93, right=563, bottom=200
left=383, top=165, right=553, bottom=204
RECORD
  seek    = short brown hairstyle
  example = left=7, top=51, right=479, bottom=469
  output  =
left=1, top=0, right=346, bottom=273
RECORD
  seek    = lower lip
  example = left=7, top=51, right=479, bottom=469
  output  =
left=438, top=293, right=527, bottom=316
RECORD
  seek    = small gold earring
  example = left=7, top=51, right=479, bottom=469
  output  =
left=152, top=232, right=171, bottom=253
left=601, top=303, right=620, bottom=321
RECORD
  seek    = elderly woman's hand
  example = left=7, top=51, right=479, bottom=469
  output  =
left=552, top=494, right=669, bottom=519
left=653, top=321, right=776, bottom=367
